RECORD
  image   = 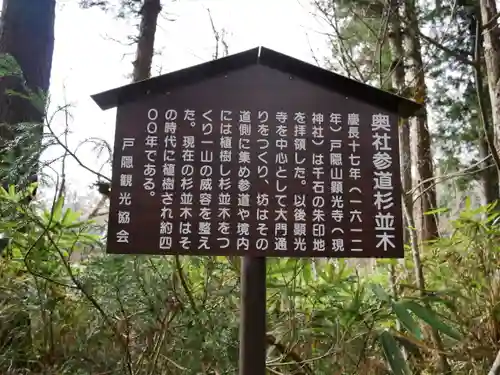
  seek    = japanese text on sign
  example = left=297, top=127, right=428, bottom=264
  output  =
left=108, top=105, right=401, bottom=258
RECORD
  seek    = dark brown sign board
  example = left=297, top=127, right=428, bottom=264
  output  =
left=91, top=46, right=422, bottom=375
left=91, top=47, right=422, bottom=259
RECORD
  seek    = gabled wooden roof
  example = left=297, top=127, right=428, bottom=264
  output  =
left=91, top=46, right=422, bottom=118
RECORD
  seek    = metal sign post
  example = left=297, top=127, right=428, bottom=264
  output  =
left=239, top=256, right=266, bottom=375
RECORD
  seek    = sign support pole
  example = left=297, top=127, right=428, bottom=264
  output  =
left=239, top=255, right=267, bottom=375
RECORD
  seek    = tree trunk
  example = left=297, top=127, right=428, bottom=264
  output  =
left=132, top=0, right=161, bottom=82
left=0, top=1, right=55, bottom=365
left=478, top=122, right=499, bottom=205
left=474, top=3, right=500, bottom=205
left=403, top=0, right=439, bottom=245
left=477, top=77, right=499, bottom=206
left=387, top=0, right=412, bottom=245
left=403, top=1, right=451, bottom=373
left=479, top=0, right=500, bottom=172
left=0, top=0, right=55, bottom=189
left=387, top=0, right=418, bottom=367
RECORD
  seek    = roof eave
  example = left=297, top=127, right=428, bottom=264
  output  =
left=258, top=47, right=422, bottom=118
left=398, top=99, right=423, bottom=118
left=91, top=47, right=261, bottom=110
left=91, top=45, right=423, bottom=118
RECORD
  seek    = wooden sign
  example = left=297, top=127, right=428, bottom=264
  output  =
left=92, top=47, right=421, bottom=258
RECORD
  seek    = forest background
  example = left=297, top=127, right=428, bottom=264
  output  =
left=1, top=0, right=500, bottom=374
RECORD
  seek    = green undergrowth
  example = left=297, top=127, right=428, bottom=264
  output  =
left=0, top=185, right=499, bottom=374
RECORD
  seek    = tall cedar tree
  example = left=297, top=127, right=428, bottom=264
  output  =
left=424, top=0, right=499, bottom=206
left=132, top=0, right=162, bottom=82
left=85, top=0, right=162, bottom=197
left=0, top=0, right=55, bottom=366
left=403, top=0, right=440, bottom=244
left=0, top=0, right=56, bottom=193
left=79, top=0, right=162, bottom=83
left=429, top=1, right=499, bottom=206
left=479, top=0, right=500, bottom=164
left=313, top=2, right=454, bottom=371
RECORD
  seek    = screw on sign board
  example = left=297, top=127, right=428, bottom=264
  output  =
left=91, top=47, right=422, bottom=259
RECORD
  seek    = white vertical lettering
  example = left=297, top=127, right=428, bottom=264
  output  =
left=236, top=110, right=251, bottom=251
left=256, top=111, right=269, bottom=251
left=372, top=113, right=396, bottom=251
left=329, top=113, right=343, bottom=252
left=159, top=108, right=178, bottom=251
left=194, top=110, right=213, bottom=250
left=116, top=133, right=135, bottom=246
left=347, top=113, right=363, bottom=252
